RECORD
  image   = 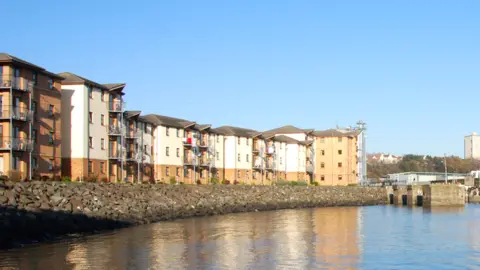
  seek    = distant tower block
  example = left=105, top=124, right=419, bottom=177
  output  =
left=465, top=132, right=480, bottom=159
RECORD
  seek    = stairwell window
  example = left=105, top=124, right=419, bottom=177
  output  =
left=101, top=114, right=105, bottom=126
left=32, top=129, right=37, bottom=144
left=101, top=90, right=105, bottom=102
left=88, top=86, right=93, bottom=99
left=89, top=112, right=93, bottom=123
left=166, top=127, right=169, bottom=136
left=246, top=154, right=249, bottom=162
left=48, top=132, right=54, bottom=145
left=100, top=162, right=105, bottom=174
left=238, top=153, right=241, bottom=162
left=338, top=175, right=343, bottom=180
left=89, top=137, right=93, bottom=148
left=216, top=152, right=219, bottom=161
left=32, top=72, right=37, bottom=86
left=48, top=105, right=54, bottom=117
left=165, top=167, right=169, bottom=176
left=88, top=161, right=93, bottom=174
left=238, top=137, right=241, bottom=145
left=321, top=150, right=325, bottom=156
left=216, top=135, right=219, bottom=143
left=321, top=162, right=325, bottom=168
left=48, top=79, right=53, bottom=89
left=321, top=175, right=325, bottom=181
left=338, top=162, right=343, bottom=168
left=280, top=157, right=282, bottom=165
left=166, top=147, right=169, bottom=156
left=176, top=148, right=179, bottom=157
left=246, top=139, right=249, bottom=146
left=338, top=137, right=343, bottom=143
left=176, top=128, right=180, bottom=137
left=32, top=101, right=37, bottom=118
left=32, top=158, right=37, bottom=169
left=338, top=150, right=342, bottom=155
left=101, top=138, right=105, bottom=150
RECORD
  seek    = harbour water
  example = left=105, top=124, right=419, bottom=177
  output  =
left=1, top=205, right=480, bottom=269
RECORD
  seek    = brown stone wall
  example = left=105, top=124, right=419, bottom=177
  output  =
left=423, top=184, right=466, bottom=207
left=62, top=158, right=108, bottom=181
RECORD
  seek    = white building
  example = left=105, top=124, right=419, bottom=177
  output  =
left=465, top=132, right=480, bottom=159
left=387, top=172, right=467, bottom=185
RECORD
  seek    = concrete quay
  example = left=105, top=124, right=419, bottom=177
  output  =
left=387, top=184, right=467, bottom=207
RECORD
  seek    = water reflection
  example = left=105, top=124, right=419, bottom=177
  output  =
left=1, top=205, right=480, bottom=269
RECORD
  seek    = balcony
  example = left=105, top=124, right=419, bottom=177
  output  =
left=0, top=106, right=33, bottom=121
left=184, top=157, right=195, bottom=165
left=109, top=149, right=123, bottom=160
left=108, top=124, right=123, bottom=136
left=0, top=137, right=33, bottom=151
left=306, top=163, right=314, bottom=173
left=126, top=151, right=142, bottom=162
left=199, top=158, right=209, bottom=167
left=0, top=76, right=33, bottom=92
left=265, top=162, right=274, bottom=171
left=197, top=140, right=208, bottom=148
left=125, top=129, right=140, bottom=139
left=109, top=101, right=125, bottom=112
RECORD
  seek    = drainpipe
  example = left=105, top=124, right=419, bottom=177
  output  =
left=222, top=136, right=226, bottom=181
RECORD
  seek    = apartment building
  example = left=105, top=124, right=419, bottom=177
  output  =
left=59, top=72, right=127, bottom=181
left=313, top=129, right=360, bottom=186
left=0, top=53, right=63, bottom=180
left=262, top=125, right=315, bottom=183
left=144, top=114, right=218, bottom=184
left=212, top=126, right=260, bottom=184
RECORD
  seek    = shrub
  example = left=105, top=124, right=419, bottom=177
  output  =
left=0, top=175, right=9, bottom=181
left=210, top=177, right=219, bottom=185
left=100, top=177, right=109, bottom=183
left=290, top=181, right=298, bottom=186
left=276, top=180, right=290, bottom=186
left=9, top=170, right=22, bottom=182
left=296, top=180, right=308, bottom=186
left=348, top=183, right=358, bottom=187
left=169, top=177, right=177, bottom=184
left=41, top=175, right=50, bottom=181
left=53, top=176, right=61, bottom=182
left=179, top=181, right=184, bottom=185
left=222, top=180, right=230, bottom=185
left=233, top=180, right=240, bottom=185
left=312, top=181, right=319, bottom=186
left=85, top=175, right=97, bottom=182
left=196, top=180, right=202, bottom=185
left=32, top=174, right=41, bottom=181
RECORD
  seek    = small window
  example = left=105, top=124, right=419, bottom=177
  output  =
left=88, top=86, right=93, bottom=99
left=101, top=138, right=105, bottom=150
left=238, top=153, right=241, bottom=162
left=338, top=137, right=343, bottom=143
left=89, top=137, right=93, bottom=148
left=48, top=78, right=53, bottom=89
left=32, top=157, right=37, bottom=169
left=144, top=145, right=148, bottom=153
left=216, top=136, right=219, bottom=143
left=165, top=167, right=170, bottom=176
left=184, top=167, right=188, bottom=177
left=238, top=137, right=241, bottom=145
left=237, top=170, right=241, bottom=178
left=166, top=147, right=169, bottom=156
left=101, top=90, right=105, bottom=102
left=320, top=138, right=325, bottom=143
left=48, top=104, right=54, bottom=117
left=338, top=150, right=342, bottom=155
left=176, top=148, right=180, bottom=157
left=338, top=162, right=343, bottom=168
left=32, top=101, right=37, bottom=116
left=48, top=132, right=54, bottom=145
left=253, top=171, right=257, bottom=179
left=216, top=152, right=219, bottom=161
left=176, top=129, right=180, bottom=137
left=246, top=154, right=249, bottom=162
left=13, top=156, right=19, bottom=170
left=101, top=114, right=105, bottom=126
left=144, top=124, right=148, bottom=133
left=338, top=175, right=343, bottom=180
left=89, top=112, right=93, bottom=123
left=176, top=168, right=180, bottom=177
left=280, top=157, right=282, bottom=165
left=321, top=175, right=325, bottom=181
left=88, top=161, right=93, bottom=173
left=321, top=150, right=325, bottom=156
left=100, top=162, right=105, bottom=173
left=49, top=159, right=55, bottom=171
left=321, top=162, right=325, bottom=168
left=246, top=139, right=249, bottom=146
left=32, top=72, right=37, bottom=86
left=166, top=127, right=169, bottom=136
left=280, top=143, right=282, bottom=150
left=32, top=129, right=37, bottom=143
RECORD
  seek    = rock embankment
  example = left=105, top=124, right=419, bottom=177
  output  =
left=0, top=181, right=388, bottom=249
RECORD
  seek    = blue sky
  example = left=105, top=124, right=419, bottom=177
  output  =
left=3, top=1, right=480, bottom=156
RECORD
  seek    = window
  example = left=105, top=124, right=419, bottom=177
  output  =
left=238, top=137, right=241, bottom=145
left=32, top=129, right=37, bottom=143
left=145, top=124, right=148, bottom=133
left=321, top=175, right=325, bottom=181
left=253, top=171, right=257, bottom=179
left=89, top=112, right=93, bottom=123
left=101, top=138, right=105, bottom=150
left=338, top=162, right=343, bottom=168
left=88, top=161, right=93, bottom=173
left=32, top=72, right=37, bottom=86
left=101, top=114, right=105, bottom=126
left=216, top=152, right=219, bottom=161
left=88, top=86, right=92, bottom=99
left=200, top=170, right=204, bottom=179
left=49, top=159, right=54, bottom=171
left=184, top=167, right=188, bottom=177
left=144, top=145, right=148, bottom=153
left=176, top=168, right=180, bottom=177
left=237, top=170, right=241, bottom=178
left=216, top=136, right=219, bottom=143
left=280, top=157, right=282, bottom=165
left=321, top=162, right=325, bottom=168
left=246, top=171, right=249, bottom=179
left=338, top=150, right=342, bottom=155
left=320, top=138, right=325, bottom=143
left=176, top=148, right=180, bottom=157
left=238, top=153, right=241, bottom=162
left=246, top=139, right=249, bottom=146
left=13, top=157, right=19, bottom=170
left=48, top=104, right=54, bottom=117
left=166, top=147, right=169, bottom=156
left=48, top=78, right=53, bottom=89
left=165, top=167, right=170, bottom=176
left=32, top=158, right=37, bottom=169
left=338, top=175, right=343, bottom=180
left=338, top=137, right=343, bottom=143
left=280, top=143, right=282, bottom=150
left=321, top=150, right=325, bottom=156
left=176, top=129, right=180, bottom=137
left=246, top=154, right=249, bottom=162
left=101, top=90, right=105, bottom=102
left=32, top=101, right=37, bottom=117
left=48, top=131, right=54, bottom=145
left=166, top=127, right=169, bottom=136
left=89, top=137, right=93, bottom=148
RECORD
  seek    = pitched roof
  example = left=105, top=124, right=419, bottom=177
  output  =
left=124, top=110, right=141, bottom=119
left=274, top=135, right=300, bottom=144
left=58, top=72, right=125, bottom=93
left=194, top=124, right=212, bottom=131
left=0, top=53, right=64, bottom=79
left=313, top=129, right=360, bottom=137
left=142, top=114, right=195, bottom=129
left=263, top=125, right=314, bottom=137
left=211, top=126, right=260, bottom=137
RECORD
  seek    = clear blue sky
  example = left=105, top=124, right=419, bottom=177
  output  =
left=3, top=0, right=480, bottom=157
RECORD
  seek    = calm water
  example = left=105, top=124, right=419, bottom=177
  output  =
left=1, top=205, right=480, bottom=269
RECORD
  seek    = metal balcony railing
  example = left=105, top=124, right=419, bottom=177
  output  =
left=125, top=129, right=140, bottom=139
left=126, top=151, right=142, bottom=161
left=109, top=100, right=125, bottom=112
left=306, top=164, right=314, bottom=173
left=266, top=162, right=274, bottom=170
left=0, top=106, right=33, bottom=121
left=109, top=149, right=123, bottom=159
left=184, top=157, right=195, bottom=165
left=108, top=124, right=123, bottom=135
left=0, top=137, right=34, bottom=151
left=0, top=76, right=33, bottom=92
left=197, top=140, right=208, bottom=148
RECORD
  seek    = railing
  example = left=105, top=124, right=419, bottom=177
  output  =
left=0, top=106, right=33, bottom=121
left=266, top=162, right=274, bottom=170
left=306, top=163, right=314, bottom=173
left=126, top=151, right=142, bottom=161
left=125, top=129, right=140, bottom=139
left=0, top=137, right=33, bottom=151
left=108, top=124, right=123, bottom=135
left=0, top=76, right=33, bottom=92
left=199, top=159, right=209, bottom=166
left=184, top=157, right=195, bottom=165
left=109, top=149, right=123, bottom=159
left=109, top=100, right=125, bottom=112
left=198, top=140, right=208, bottom=147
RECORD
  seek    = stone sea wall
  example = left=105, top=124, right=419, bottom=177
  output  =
left=0, top=181, right=388, bottom=249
